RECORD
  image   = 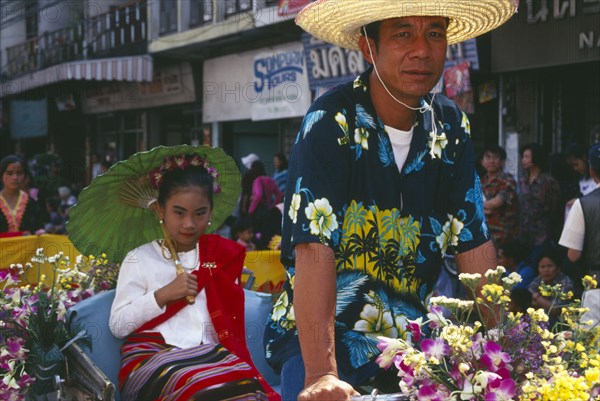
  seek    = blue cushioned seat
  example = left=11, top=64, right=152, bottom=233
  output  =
left=66, top=289, right=280, bottom=401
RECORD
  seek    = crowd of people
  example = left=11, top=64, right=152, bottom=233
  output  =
left=226, top=152, right=288, bottom=252
left=478, top=141, right=599, bottom=303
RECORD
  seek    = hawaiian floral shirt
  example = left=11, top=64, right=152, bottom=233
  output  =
left=264, top=69, right=489, bottom=374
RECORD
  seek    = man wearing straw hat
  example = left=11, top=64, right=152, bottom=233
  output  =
left=265, top=1, right=519, bottom=400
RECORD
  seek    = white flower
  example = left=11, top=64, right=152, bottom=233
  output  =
left=428, top=131, right=448, bottom=159
left=436, top=214, right=464, bottom=254
left=354, top=127, right=369, bottom=150
left=305, top=198, right=338, bottom=240
left=461, top=112, right=471, bottom=136
left=354, top=303, right=399, bottom=340
left=485, top=266, right=506, bottom=282
left=288, top=193, right=301, bottom=224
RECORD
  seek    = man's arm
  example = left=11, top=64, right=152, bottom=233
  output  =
left=294, top=242, right=359, bottom=401
left=455, top=240, right=498, bottom=277
left=567, top=248, right=582, bottom=263
left=483, top=194, right=505, bottom=211
left=456, top=240, right=498, bottom=325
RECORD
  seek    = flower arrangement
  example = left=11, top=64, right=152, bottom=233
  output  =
left=148, top=154, right=220, bottom=193
left=376, top=267, right=600, bottom=401
left=0, top=249, right=120, bottom=400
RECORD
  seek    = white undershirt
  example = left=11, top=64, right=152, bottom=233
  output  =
left=385, top=125, right=414, bottom=173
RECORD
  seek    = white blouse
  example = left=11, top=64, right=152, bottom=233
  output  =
left=109, top=241, right=217, bottom=348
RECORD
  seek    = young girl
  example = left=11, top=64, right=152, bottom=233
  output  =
left=109, top=153, right=279, bottom=401
left=233, top=217, right=256, bottom=252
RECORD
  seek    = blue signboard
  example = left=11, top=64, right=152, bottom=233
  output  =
left=301, top=32, right=368, bottom=90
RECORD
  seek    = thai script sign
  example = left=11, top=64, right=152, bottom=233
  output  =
left=301, top=32, right=367, bottom=91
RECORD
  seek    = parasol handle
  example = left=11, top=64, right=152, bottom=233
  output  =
left=150, top=203, right=195, bottom=305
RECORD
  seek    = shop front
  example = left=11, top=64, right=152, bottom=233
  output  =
left=491, top=0, right=600, bottom=169
left=202, top=41, right=312, bottom=171
left=81, top=62, right=197, bottom=165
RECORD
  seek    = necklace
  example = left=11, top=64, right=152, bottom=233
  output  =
left=160, top=241, right=200, bottom=272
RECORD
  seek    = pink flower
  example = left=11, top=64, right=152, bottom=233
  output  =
left=149, top=168, right=163, bottom=189
left=5, top=338, right=25, bottom=356
left=375, top=337, right=402, bottom=370
left=407, top=319, right=422, bottom=342
left=484, top=378, right=516, bottom=401
left=189, top=155, right=203, bottom=166
left=418, top=382, right=449, bottom=401
left=427, top=305, right=448, bottom=329
left=480, top=341, right=511, bottom=372
left=174, top=155, right=187, bottom=169
left=421, top=338, right=451, bottom=360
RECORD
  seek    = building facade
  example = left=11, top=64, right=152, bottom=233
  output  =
left=491, top=0, right=600, bottom=176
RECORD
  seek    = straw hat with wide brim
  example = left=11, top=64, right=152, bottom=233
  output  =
left=295, top=0, right=519, bottom=50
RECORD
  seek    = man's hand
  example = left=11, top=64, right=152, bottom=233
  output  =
left=298, top=374, right=359, bottom=401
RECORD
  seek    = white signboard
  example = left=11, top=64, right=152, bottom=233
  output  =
left=203, top=42, right=311, bottom=123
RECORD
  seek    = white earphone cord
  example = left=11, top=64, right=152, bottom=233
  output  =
left=362, top=26, right=440, bottom=157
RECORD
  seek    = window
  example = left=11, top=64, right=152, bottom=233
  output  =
left=159, top=0, right=177, bottom=35
left=224, top=0, right=252, bottom=18
left=190, top=0, right=213, bottom=27
left=25, top=2, right=37, bottom=39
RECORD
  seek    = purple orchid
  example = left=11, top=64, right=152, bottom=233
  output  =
left=407, top=319, right=422, bottom=342
left=484, top=378, right=516, bottom=401
left=421, top=338, right=451, bottom=360
left=480, top=341, right=511, bottom=372
left=5, top=337, right=25, bottom=356
left=427, top=304, right=448, bottom=329
left=417, top=382, right=449, bottom=401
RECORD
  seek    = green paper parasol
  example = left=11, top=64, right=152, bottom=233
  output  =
left=66, top=145, right=241, bottom=263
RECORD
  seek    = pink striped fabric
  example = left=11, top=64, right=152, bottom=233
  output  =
left=119, top=332, right=269, bottom=401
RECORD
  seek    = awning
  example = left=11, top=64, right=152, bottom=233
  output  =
left=0, top=55, right=153, bottom=98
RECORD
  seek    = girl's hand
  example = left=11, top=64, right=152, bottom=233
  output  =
left=154, top=273, right=198, bottom=308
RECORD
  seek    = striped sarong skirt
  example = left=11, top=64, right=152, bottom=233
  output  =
left=119, top=332, right=269, bottom=401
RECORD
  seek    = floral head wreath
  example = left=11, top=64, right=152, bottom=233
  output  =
left=148, top=154, right=221, bottom=193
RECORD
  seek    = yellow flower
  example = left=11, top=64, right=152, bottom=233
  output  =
left=583, top=275, right=598, bottom=289
left=481, top=284, right=509, bottom=304
left=440, top=325, right=476, bottom=353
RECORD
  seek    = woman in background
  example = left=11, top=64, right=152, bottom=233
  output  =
left=518, top=143, right=561, bottom=248
left=273, top=153, right=288, bottom=194
left=0, top=155, right=47, bottom=236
